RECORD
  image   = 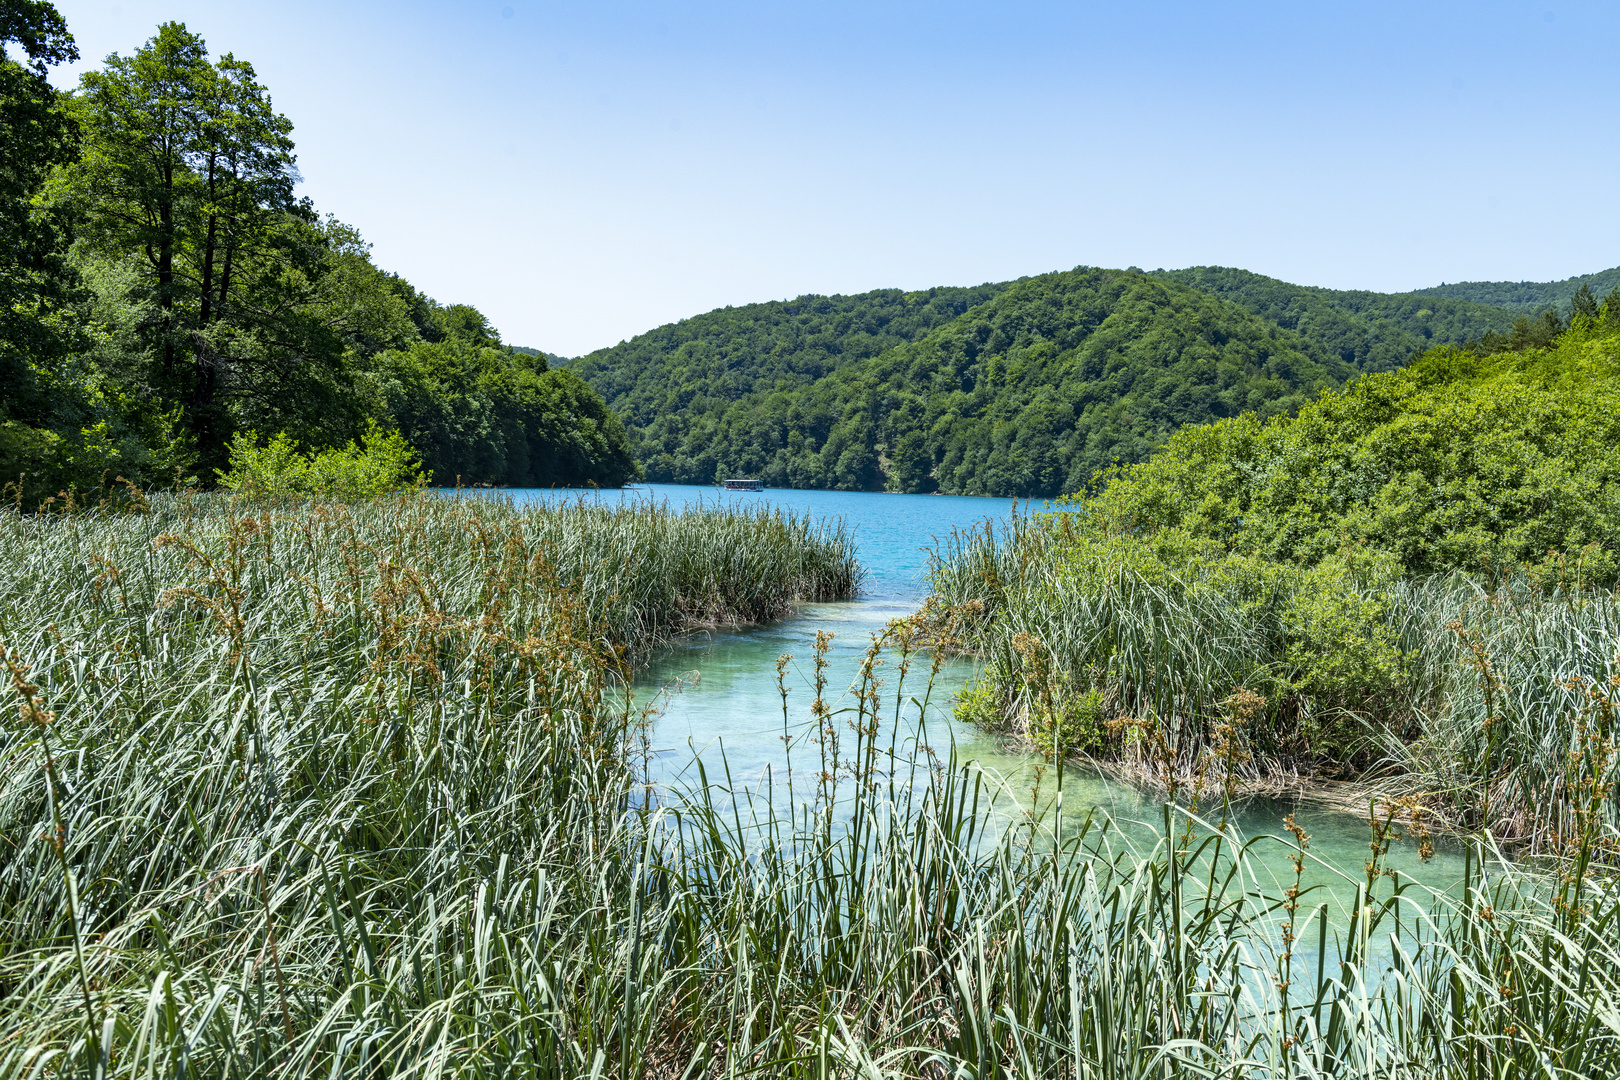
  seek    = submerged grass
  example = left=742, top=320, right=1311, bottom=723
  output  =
left=5, top=494, right=1620, bottom=1077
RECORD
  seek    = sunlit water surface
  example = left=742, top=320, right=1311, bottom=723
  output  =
left=499, top=484, right=1471, bottom=915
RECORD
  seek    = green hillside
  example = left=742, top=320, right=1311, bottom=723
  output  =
left=564, top=262, right=1618, bottom=500
left=563, top=284, right=1007, bottom=430
left=1149, top=266, right=1516, bottom=371
left=935, top=294, right=1620, bottom=840
left=808, top=269, right=1348, bottom=497
left=1075, top=305, right=1620, bottom=580
left=1413, top=267, right=1620, bottom=314
left=575, top=268, right=1347, bottom=498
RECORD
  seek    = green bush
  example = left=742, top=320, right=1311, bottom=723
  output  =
left=0, top=405, right=194, bottom=509
left=215, top=421, right=426, bottom=500
left=1081, top=319, right=1620, bottom=584
left=1032, top=682, right=1105, bottom=760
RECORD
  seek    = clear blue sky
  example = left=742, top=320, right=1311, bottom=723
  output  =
left=50, top=1, right=1620, bottom=355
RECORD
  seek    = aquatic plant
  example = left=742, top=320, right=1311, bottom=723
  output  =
left=4, top=493, right=1620, bottom=1076
left=931, top=509, right=1620, bottom=854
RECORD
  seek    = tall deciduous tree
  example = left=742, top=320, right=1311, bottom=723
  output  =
left=64, top=21, right=307, bottom=465
left=0, top=0, right=80, bottom=420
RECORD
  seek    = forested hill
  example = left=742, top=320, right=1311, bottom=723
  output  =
left=573, top=268, right=1347, bottom=498
left=563, top=284, right=1008, bottom=430
left=794, top=269, right=1346, bottom=497
left=1147, top=266, right=1516, bottom=371
left=1412, top=267, right=1620, bottom=314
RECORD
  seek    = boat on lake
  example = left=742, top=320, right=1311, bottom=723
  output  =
left=722, top=478, right=764, bottom=491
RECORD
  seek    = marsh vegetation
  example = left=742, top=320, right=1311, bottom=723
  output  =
left=5, top=492, right=1620, bottom=1077
left=934, top=310, right=1620, bottom=854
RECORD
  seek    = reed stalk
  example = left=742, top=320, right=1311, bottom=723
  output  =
left=2, top=493, right=1617, bottom=1077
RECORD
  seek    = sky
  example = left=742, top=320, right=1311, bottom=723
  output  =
left=49, top=0, right=1620, bottom=356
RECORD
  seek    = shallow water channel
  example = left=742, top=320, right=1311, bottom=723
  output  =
left=507, top=483, right=1469, bottom=915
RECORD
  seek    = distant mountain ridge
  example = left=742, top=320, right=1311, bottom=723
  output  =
left=564, top=283, right=1007, bottom=437
left=789, top=267, right=1345, bottom=497
left=1411, top=267, right=1620, bottom=314
left=559, top=262, right=1613, bottom=498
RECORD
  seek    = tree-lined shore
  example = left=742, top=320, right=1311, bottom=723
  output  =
left=1, top=13, right=636, bottom=504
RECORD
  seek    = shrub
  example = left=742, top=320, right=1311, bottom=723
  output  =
left=1082, top=320, right=1620, bottom=585
left=215, top=421, right=427, bottom=500
left=1, top=405, right=194, bottom=509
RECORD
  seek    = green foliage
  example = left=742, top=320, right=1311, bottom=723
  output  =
left=0, top=402, right=194, bottom=508
left=952, top=671, right=1004, bottom=728
left=563, top=284, right=1006, bottom=484
left=1023, top=673, right=1105, bottom=761
left=0, top=422, right=61, bottom=502
left=0, top=1, right=86, bottom=428
left=957, top=658, right=1102, bottom=760
left=370, top=341, right=639, bottom=488
left=57, top=22, right=302, bottom=465
left=844, top=268, right=1346, bottom=497
left=0, top=11, right=633, bottom=495
left=577, top=269, right=1348, bottom=497
left=1149, top=265, right=1516, bottom=372
left=568, top=265, right=1612, bottom=499
left=1082, top=319, right=1620, bottom=584
left=214, top=421, right=425, bottom=500
left=1281, top=548, right=1408, bottom=699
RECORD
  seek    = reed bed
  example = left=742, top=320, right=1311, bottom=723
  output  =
left=5, top=494, right=1620, bottom=1077
left=930, top=511, right=1620, bottom=853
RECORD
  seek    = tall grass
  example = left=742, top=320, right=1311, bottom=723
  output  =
left=1383, top=575, right=1620, bottom=850
left=930, top=511, right=1620, bottom=852
left=6, top=493, right=1620, bottom=1076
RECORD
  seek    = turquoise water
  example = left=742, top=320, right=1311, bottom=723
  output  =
left=502, top=483, right=1468, bottom=909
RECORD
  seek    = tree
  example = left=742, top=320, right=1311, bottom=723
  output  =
left=0, top=13, right=638, bottom=496
left=64, top=22, right=301, bottom=466
left=887, top=429, right=934, bottom=492
left=370, top=341, right=640, bottom=488
left=1571, top=281, right=1600, bottom=322
left=0, top=0, right=81, bottom=421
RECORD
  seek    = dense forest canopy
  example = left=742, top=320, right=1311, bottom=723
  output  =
left=1414, top=266, right=1620, bottom=314
left=570, top=269, right=1351, bottom=497
left=0, top=9, right=634, bottom=500
left=561, top=284, right=1006, bottom=463
left=1147, top=266, right=1516, bottom=372
left=798, top=269, right=1349, bottom=498
left=567, top=261, right=1612, bottom=499
left=375, top=342, right=636, bottom=489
